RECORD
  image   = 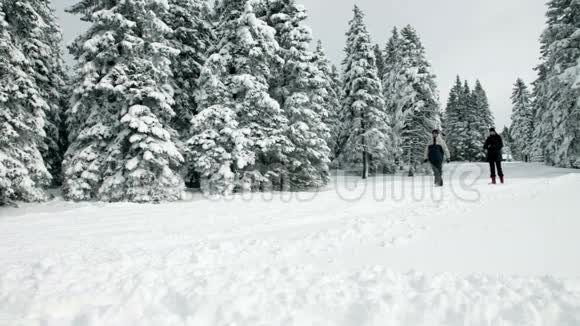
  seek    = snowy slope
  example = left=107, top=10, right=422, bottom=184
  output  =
left=1, top=163, right=580, bottom=326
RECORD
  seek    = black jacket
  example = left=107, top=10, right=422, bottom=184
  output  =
left=484, top=134, right=503, bottom=162
left=424, top=135, right=450, bottom=163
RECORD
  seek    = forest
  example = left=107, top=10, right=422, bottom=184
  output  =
left=1, top=0, right=579, bottom=204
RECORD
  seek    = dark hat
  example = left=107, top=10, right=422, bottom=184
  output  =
left=489, top=128, right=496, bottom=132
left=432, top=129, right=440, bottom=134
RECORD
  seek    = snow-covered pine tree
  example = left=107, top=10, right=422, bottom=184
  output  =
left=510, top=78, right=534, bottom=162
left=0, top=2, right=51, bottom=204
left=264, top=0, right=331, bottom=189
left=374, top=43, right=386, bottom=81
left=64, top=0, right=184, bottom=203
left=530, top=63, right=549, bottom=163
left=190, top=0, right=292, bottom=194
left=382, top=27, right=403, bottom=165
left=393, top=25, right=440, bottom=173
left=314, top=40, right=342, bottom=160
left=471, top=80, right=494, bottom=160
left=461, top=80, right=485, bottom=161
left=329, top=64, right=344, bottom=158
left=340, top=6, right=391, bottom=179
left=38, top=1, right=69, bottom=185
left=473, top=80, right=494, bottom=130
left=382, top=28, right=400, bottom=119
left=187, top=106, right=254, bottom=195
left=164, top=0, right=214, bottom=138
left=501, top=126, right=515, bottom=161
left=6, top=0, right=69, bottom=185
left=533, top=0, right=580, bottom=168
left=444, top=76, right=468, bottom=161
left=444, top=78, right=493, bottom=161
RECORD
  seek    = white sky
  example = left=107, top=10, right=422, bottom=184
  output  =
left=52, top=0, right=548, bottom=129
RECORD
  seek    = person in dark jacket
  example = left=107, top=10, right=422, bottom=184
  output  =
left=423, top=129, right=450, bottom=187
left=484, top=128, right=505, bottom=184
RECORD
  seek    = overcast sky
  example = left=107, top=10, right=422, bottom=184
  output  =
left=52, top=0, right=548, bottom=129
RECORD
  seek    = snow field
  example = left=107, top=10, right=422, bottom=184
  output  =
left=1, top=163, right=580, bottom=325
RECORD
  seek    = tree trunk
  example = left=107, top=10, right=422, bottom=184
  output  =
left=407, top=149, right=414, bottom=177
left=362, top=139, right=368, bottom=180
left=361, top=115, right=368, bottom=180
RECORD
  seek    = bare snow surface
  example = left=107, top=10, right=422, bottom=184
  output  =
left=1, top=163, right=580, bottom=326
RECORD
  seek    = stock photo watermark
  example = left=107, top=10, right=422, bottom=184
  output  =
left=197, top=163, right=485, bottom=204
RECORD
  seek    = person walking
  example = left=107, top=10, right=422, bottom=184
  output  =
left=424, top=129, right=450, bottom=187
left=484, top=128, right=505, bottom=184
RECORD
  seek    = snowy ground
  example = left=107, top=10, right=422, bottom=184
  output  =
left=1, top=163, right=580, bottom=326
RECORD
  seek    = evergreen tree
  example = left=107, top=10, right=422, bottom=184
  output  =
left=6, top=0, right=69, bottom=185
left=473, top=80, right=494, bottom=130
left=264, top=0, right=331, bottom=189
left=187, top=106, right=254, bottom=195
left=510, top=78, right=534, bottom=162
left=340, top=6, right=391, bottom=179
left=444, top=76, right=468, bottom=161
left=461, top=80, right=486, bottom=161
left=472, top=80, right=494, bottom=160
left=0, top=2, right=51, bottom=204
left=382, top=28, right=401, bottom=117
left=190, top=0, right=292, bottom=194
left=314, top=41, right=342, bottom=160
left=392, top=25, right=440, bottom=172
left=329, top=64, right=344, bottom=156
left=461, top=81, right=476, bottom=159
left=64, top=0, right=184, bottom=202
left=382, top=27, right=403, bottom=164
left=374, top=43, right=386, bottom=80
left=39, top=1, right=69, bottom=185
left=444, top=77, right=493, bottom=161
left=530, top=63, right=549, bottom=162
left=501, top=126, right=515, bottom=161
left=164, top=0, right=214, bottom=137
left=533, top=0, right=580, bottom=168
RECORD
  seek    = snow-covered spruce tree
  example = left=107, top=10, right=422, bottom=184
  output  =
left=340, top=6, right=391, bottom=179
left=314, top=40, right=342, bottom=160
left=501, top=126, right=515, bottom=161
left=471, top=80, right=494, bottom=160
left=444, top=76, right=468, bottom=161
left=37, top=1, right=69, bottom=185
left=444, top=77, right=492, bottom=161
left=473, top=80, right=494, bottom=130
left=164, top=0, right=214, bottom=138
left=5, top=0, right=69, bottom=185
left=461, top=81, right=485, bottom=161
left=329, top=65, right=344, bottom=157
left=391, top=25, right=440, bottom=173
left=374, top=43, right=386, bottom=81
left=190, top=0, right=292, bottom=194
left=0, top=3, right=50, bottom=204
left=530, top=63, right=549, bottom=163
left=263, top=0, right=331, bottom=189
left=510, top=78, right=534, bottom=162
left=64, top=0, right=184, bottom=203
left=382, top=27, right=401, bottom=117
left=382, top=27, right=404, bottom=165
left=187, top=106, right=254, bottom=195
left=532, top=0, right=580, bottom=168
